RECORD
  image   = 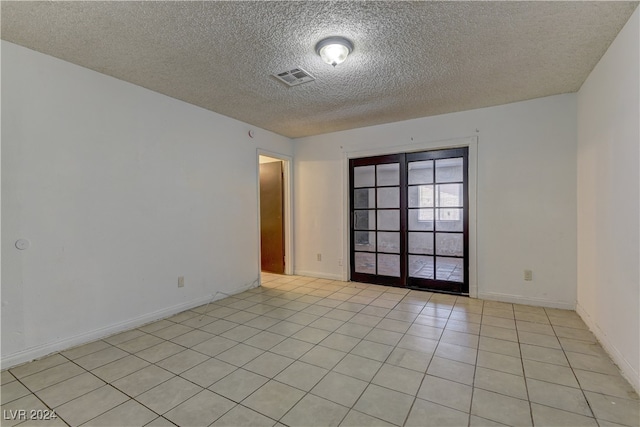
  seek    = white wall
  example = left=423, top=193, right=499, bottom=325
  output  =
left=1, top=41, right=293, bottom=367
left=294, top=94, right=577, bottom=308
left=576, top=8, right=639, bottom=392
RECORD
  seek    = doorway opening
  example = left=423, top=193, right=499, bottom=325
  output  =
left=258, top=154, right=291, bottom=275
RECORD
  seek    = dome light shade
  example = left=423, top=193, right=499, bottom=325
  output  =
left=316, top=36, right=353, bottom=67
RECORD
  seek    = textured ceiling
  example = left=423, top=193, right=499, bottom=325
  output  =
left=2, top=1, right=638, bottom=138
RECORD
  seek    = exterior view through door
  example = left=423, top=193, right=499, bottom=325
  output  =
left=350, top=148, right=469, bottom=294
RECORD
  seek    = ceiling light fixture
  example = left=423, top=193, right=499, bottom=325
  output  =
left=315, top=36, right=353, bottom=67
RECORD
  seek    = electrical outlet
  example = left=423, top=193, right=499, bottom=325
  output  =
left=317, top=253, right=322, bottom=262
left=178, top=276, right=185, bottom=288
left=524, top=270, right=533, bottom=281
left=338, top=258, right=343, bottom=266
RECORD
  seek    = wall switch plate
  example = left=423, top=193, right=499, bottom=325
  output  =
left=317, top=253, right=322, bottom=261
left=338, top=258, right=343, bottom=266
left=178, top=276, right=185, bottom=287
left=524, top=270, right=533, bottom=281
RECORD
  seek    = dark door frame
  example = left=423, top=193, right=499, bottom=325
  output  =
left=342, top=137, right=478, bottom=297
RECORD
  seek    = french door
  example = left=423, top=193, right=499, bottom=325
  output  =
left=349, top=148, right=469, bottom=294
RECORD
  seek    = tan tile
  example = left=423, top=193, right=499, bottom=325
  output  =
left=269, top=337, right=314, bottom=359
left=350, top=340, right=393, bottom=362
left=61, top=341, right=111, bottom=360
left=397, top=334, right=438, bottom=353
left=520, top=343, right=568, bottom=366
left=192, top=335, right=238, bottom=357
left=471, top=389, right=531, bottom=426
left=74, top=346, right=128, bottom=370
left=220, top=325, right=262, bottom=342
left=435, top=342, right=478, bottom=365
left=211, top=405, right=276, bottom=427
left=474, top=367, right=527, bottom=400
left=585, top=391, right=640, bottom=426
left=0, top=394, right=49, bottom=427
left=137, top=376, right=203, bottom=414
left=418, top=375, right=472, bottom=412
left=103, top=329, right=147, bottom=346
left=243, top=352, right=294, bottom=378
left=180, top=358, right=237, bottom=388
left=242, top=380, right=305, bottom=420
left=527, top=378, right=593, bottom=417
left=299, top=346, right=346, bottom=370
left=115, top=334, right=164, bottom=353
left=20, top=362, right=85, bottom=392
left=209, top=369, right=269, bottom=402
left=275, top=360, right=328, bottom=391
left=243, top=331, right=287, bottom=351
left=333, top=354, right=382, bottom=382
left=523, top=359, right=579, bottom=388
left=82, top=399, right=157, bottom=426
left=405, top=398, right=469, bottom=427
left=8, top=353, right=68, bottom=380
left=531, top=403, right=597, bottom=427
left=135, top=341, right=185, bottom=363
left=215, top=344, right=264, bottom=367
left=478, top=336, right=521, bottom=358
left=340, top=409, right=394, bottom=427
left=164, top=390, right=235, bottom=426
left=476, top=350, right=523, bottom=376
left=170, top=329, right=215, bottom=348
left=353, top=384, right=414, bottom=425
left=1, top=370, right=16, bottom=385
left=311, top=371, right=368, bottom=407
left=574, top=369, right=639, bottom=400
left=35, top=372, right=105, bottom=408
left=386, top=347, right=433, bottom=372
left=1, top=380, right=31, bottom=405
left=56, top=385, right=128, bottom=426
left=372, top=363, right=423, bottom=395
left=156, top=349, right=209, bottom=374
left=440, top=330, right=479, bottom=348
left=91, top=355, right=150, bottom=383
left=427, top=356, right=475, bottom=386
left=112, top=365, right=174, bottom=396
left=281, top=394, right=349, bottom=427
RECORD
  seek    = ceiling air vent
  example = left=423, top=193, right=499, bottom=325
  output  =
left=273, top=67, right=315, bottom=87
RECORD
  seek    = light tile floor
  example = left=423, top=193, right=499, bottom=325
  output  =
left=2, top=274, right=638, bottom=427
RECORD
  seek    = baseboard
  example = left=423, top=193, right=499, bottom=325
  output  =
left=294, top=270, right=343, bottom=281
left=576, top=303, right=640, bottom=394
left=1, top=291, right=235, bottom=370
left=477, top=291, right=575, bottom=310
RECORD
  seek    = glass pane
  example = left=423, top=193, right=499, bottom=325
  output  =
left=377, top=210, right=399, bottom=231
left=408, top=232, right=433, bottom=255
left=378, top=254, right=400, bottom=277
left=377, top=187, right=399, bottom=208
left=435, top=158, right=463, bottom=183
left=408, top=185, right=433, bottom=208
left=409, top=255, right=434, bottom=279
left=354, top=165, right=375, bottom=188
left=436, top=209, right=463, bottom=232
left=435, top=233, right=463, bottom=257
left=354, top=188, right=375, bottom=209
left=408, top=161, right=433, bottom=185
left=436, top=257, right=463, bottom=282
left=354, top=231, right=376, bottom=252
left=377, top=163, right=399, bottom=186
left=355, top=252, right=376, bottom=274
left=436, top=184, right=463, bottom=207
left=409, top=209, right=434, bottom=231
left=354, top=210, right=375, bottom=230
left=377, top=232, right=400, bottom=253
